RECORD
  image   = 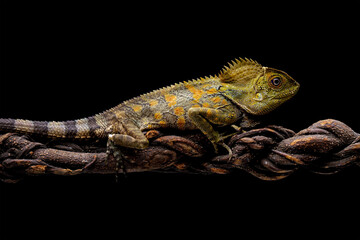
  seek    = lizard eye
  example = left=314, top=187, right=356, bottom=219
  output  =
left=269, top=76, right=282, bottom=88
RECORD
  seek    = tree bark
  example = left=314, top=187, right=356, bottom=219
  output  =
left=1, top=119, right=359, bottom=183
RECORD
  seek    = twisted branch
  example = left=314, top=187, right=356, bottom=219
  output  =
left=1, top=119, right=359, bottom=183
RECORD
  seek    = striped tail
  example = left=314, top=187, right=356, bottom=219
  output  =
left=0, top=115, right=110, bottom=139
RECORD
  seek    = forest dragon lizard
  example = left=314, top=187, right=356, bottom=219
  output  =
left=0, top=58, right=300, bottom=156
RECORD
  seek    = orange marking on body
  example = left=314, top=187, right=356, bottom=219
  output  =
left=211, top=96, right=222, bottom=103
left=206, top=109, right=213, bottom=117
left=192, top=104, right=201, bottom=108
left=159, top=120, right=167, bottom=127
left=174, top=107, right=185, bottom=116
left=206, top=88, right=217, bottom=94
left=132, top=105, right=142, bottom=112
left=149, top=99, right=158, bottom=107
left=177, top=116, right=186, bottom=130
left=154, top=112, right=163, bottom=120
left=165, top=94, right=177, bottom=107
left=221, top=99, right=229, bottom=105
left=202, top=102, right=211, bottom=108
left=185, top=84, right=204, bottom=101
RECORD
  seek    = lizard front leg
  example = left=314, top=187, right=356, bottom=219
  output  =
left=188, top=106, right=240, bottom=154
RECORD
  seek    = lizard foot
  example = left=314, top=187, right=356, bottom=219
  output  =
left=211, top=140, right=233, bottom=162
left=106, top=136, right=127, bottom=180
left=218, top=142, right=233, bottom=162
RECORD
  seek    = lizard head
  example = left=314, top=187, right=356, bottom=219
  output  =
left=218, top=58, right=300, bottom=115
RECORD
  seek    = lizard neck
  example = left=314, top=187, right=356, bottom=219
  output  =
left=217, top=82, right=255, bottom=114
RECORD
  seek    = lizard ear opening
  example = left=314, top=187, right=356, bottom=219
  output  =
left=218, top=58, right=263, bottom=84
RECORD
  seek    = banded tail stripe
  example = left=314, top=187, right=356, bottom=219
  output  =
left=0, top=115, right=109, bottom=139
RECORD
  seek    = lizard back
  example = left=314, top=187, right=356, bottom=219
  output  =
left=112, top=77, right=237, bottom=131
left=0, top=77, right=229, bottom=138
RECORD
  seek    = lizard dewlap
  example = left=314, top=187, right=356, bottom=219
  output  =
left=0, top=58, right=300, bottom=152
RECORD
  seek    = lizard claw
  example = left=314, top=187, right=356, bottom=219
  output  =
left=211, top=139, right=233, bottom=161
left=219, top=142, right=233, bottom=161
left=211, top=142, right=233, bottom=163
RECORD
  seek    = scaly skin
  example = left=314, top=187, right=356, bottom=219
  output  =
left=0, top=58, right=300, bottom=152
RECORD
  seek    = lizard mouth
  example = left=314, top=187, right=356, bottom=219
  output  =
left=273, top=87, right=299, bottom=99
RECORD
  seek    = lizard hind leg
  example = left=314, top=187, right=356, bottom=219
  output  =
left=107, top=133, right=149, bottom=150
left=108, top=117, right=149, bottom=150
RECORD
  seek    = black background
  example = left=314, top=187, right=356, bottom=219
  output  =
left=1, top=1, right=359, bottom=239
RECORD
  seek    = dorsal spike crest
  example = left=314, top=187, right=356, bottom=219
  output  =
left=219, top=57, right=263, bottom=83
